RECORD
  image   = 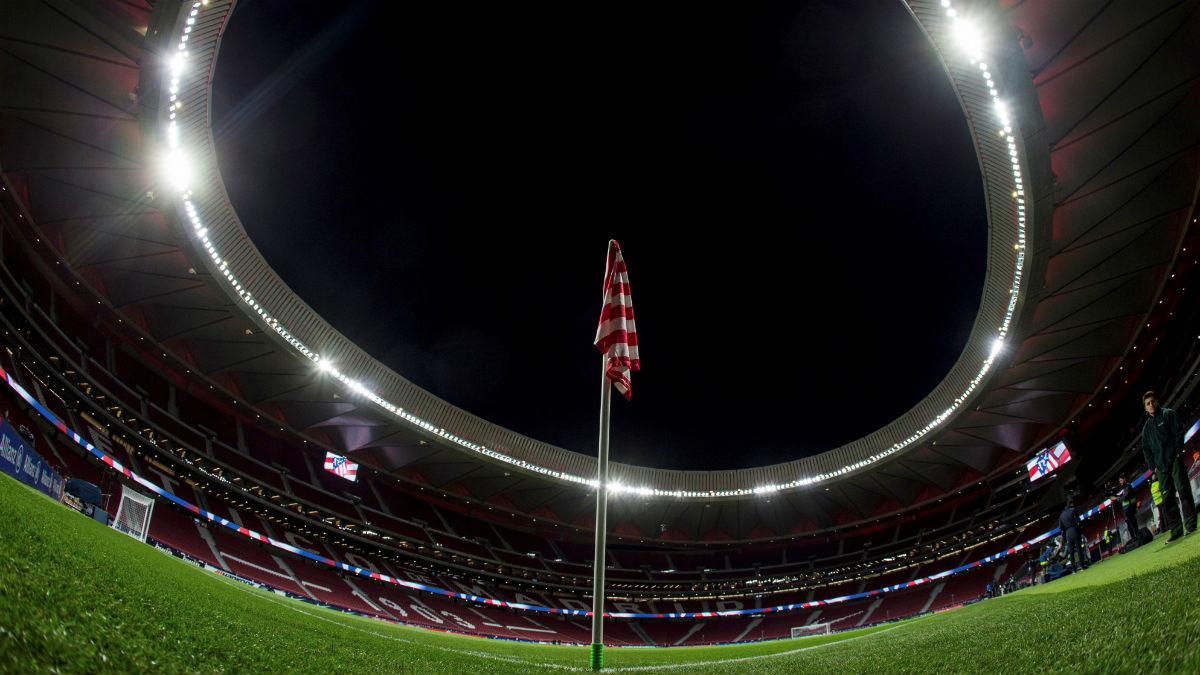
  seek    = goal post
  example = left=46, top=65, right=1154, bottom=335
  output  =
left=791, top=622, right=832, bottom=639
left=111, top=485, right=155, bottom=543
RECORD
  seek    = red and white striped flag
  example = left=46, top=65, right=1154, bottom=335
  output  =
left=594, top=240, right=640, bottom=399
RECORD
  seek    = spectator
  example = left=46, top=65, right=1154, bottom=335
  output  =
left=1113, top=474, right=1139, bottom=541
left=1141, top=391, right=1196, bottom=542
left=1058, top=496, right=1087, bottom=572
left=1150, top=477, right=1166, bottom=534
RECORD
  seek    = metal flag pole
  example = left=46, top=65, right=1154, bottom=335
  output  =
left=590, top=239, right=637, bottom=671
left=590, top=356, right=612, bottom=671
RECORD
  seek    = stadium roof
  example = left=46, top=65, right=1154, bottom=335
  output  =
left=1, top=0, right=1197, bottom=542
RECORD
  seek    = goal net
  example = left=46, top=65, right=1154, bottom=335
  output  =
left=111, top=485, right=155, bottom=543
left=791, top=622, right=832, bottom=639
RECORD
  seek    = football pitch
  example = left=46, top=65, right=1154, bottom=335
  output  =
left=2, top=476, right=1199, bottom=674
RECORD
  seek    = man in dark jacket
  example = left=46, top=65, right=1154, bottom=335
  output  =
left=1141, top=391, right=1196, bottom=542
left=1113, top=474, right=1139, bottom=541
left=1058, top=497, right=1087, bottom=572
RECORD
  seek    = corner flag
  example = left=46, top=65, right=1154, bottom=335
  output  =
left=589, top=240, right=638, bottom=670
left=594, top=240, right=639, bottom=399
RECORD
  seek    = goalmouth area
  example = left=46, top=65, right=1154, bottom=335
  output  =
left=2, top=475, right=1198, bottom=675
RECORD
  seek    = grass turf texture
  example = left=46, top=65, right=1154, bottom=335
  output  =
left=2, top=475, right=1199, bottom=674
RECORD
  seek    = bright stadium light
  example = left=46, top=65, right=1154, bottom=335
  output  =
left=994, top=99, right=1010, bottom=123
left=168, top=52, right=186, bottom=78
left=160, top=149, right=192, bottom=192
left=953, top=17, right=984, bottom=60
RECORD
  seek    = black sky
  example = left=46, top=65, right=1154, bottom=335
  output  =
left=211, top=0, right=986, bottom=471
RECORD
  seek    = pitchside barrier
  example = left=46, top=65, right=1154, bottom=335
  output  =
left=0, top=361, right=1154, bottom=624
left=0, top=417, right=64, bottom=501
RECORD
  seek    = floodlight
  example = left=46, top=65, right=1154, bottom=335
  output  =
left=168, top=52, right=186, bottom=78
left=160, top=149, right=192, bottom=191
left=994, top=99, right=1010, bottom=122
left=953, top=18, right=984, bottom=60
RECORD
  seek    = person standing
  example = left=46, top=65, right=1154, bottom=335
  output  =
left=1141, top=391, right=1197, bottom=542
left=1114, top=474, right=1140, bottom=542
left=1058, top=497, right=1087, bottom=572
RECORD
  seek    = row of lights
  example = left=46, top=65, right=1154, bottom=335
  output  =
left=5, top=328, right=1056, bottom=612
left=0, top=262, right=1047, bottom=596
left=9, top=298, right=1003, bottom=589
left=161, top=0, right=1027, bottom=500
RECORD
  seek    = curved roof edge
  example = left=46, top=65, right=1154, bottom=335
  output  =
left=151, top=0, right=1036, bottom=497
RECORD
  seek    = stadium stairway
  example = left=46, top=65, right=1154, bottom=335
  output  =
left=732, top=617, right=763, bottom=643
left=640, top=621, right=698, bottom=646
left=188, top=511, right=229, bottom=571
left=857, top=597, right=884, bottom=626
left=675, top=621, right=705, bottom=646
left=921, top=581, right=946, bottom=613
left=628, top=622, right=655, bottom=646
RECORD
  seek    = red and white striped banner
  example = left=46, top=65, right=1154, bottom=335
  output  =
left=594, top=240, right=640, bottom=399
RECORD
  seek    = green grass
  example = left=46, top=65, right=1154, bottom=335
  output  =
left=3, top=474, right=1200, bottom=674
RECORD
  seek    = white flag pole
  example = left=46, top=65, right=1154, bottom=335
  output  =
left=590, top=357, right=612, bottom=671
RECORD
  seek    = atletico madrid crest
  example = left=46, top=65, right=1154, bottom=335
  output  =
left=324, top=451, right=359, bottom=482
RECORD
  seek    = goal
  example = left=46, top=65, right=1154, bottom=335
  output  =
left=791, top=622, right=832, bottom=639
left=111, top=485, right=155, bottom=543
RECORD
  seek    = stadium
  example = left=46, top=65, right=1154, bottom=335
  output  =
left=1, top=0, right=1199, bottom=673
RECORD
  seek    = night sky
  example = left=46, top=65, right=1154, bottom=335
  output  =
left=211, top=0, right=985, bottom=471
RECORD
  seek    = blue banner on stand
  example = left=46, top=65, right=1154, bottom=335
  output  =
left=0, top=419, right=64, bottom=501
